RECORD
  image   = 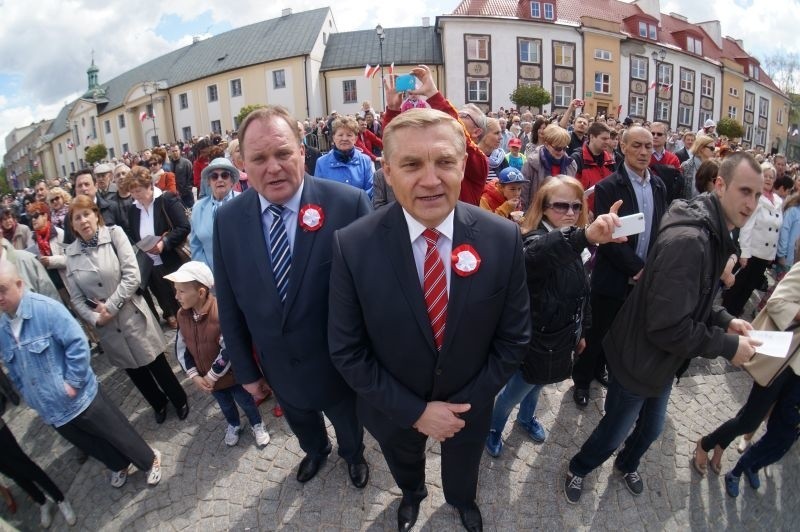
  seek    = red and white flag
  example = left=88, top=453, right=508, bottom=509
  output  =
left=388, top=63, right=395, bottom=76
left=139, top=111, right=148, bottom=122
left=648, top=81, right=657, bottom=90
left=66, top=139, right=74, bottom=150
left=364, top=64, right=380, bottom=79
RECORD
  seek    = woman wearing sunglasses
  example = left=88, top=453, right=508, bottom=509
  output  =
left=46, top=187, right=71, bottom=229
left=520, top=124, right=578, bottom=211
left=485, top=176, right=624, bottom=457
left=147, top=154, right=178, bottom=194
left=189, top=158, right=240, bottom=271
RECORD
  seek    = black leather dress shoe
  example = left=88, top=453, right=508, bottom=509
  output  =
left=296, top=445, right=331, bottom=483
left=348, top=460, right=369, bottom=488
left=573, top=388, right=589, bottom=408
left=397, top=499, right=420, bottom=532
left=154, top=406, right=167, bottom=424
left=177, top=402, right=190, bottom=420
left=457, top=502, right=483, bottom=532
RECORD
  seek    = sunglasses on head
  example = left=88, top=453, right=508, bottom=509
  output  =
left=546, top=201, right=583, bottom=214
left=209, top=171, right=231, bottom=181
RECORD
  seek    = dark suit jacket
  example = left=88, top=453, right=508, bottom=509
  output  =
left=62, top=193, right=125, bottom=245
left=214, top=175, right=371, bottom=410
left=591, top=166, right=668, bottom=300
left=328, top=202, right=531, bottom=430
left=125, top=191, right=190, bottom=272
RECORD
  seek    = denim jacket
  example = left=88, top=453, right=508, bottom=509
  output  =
left=0, top=290, right=97, bottom=427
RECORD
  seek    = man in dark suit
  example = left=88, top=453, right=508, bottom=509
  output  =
left=571, top=126, right=668, bottom=406
left=329, top=109, right=531, bottom=532
left=63, top=170, right=125, bottom=244
left=168, top=144, right=194, bottom=208
left=214, top=106, right=372, bottom=488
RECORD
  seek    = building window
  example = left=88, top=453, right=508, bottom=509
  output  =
left=104, top=120, right=111, bottom=134
left=778, top=107, right=785, bottom=124
left=744, top=124, right=753, bottom=142
left=594, top=49, right=612, bottom=61
left=657, top=100, right=671, bottom=122
left=230, top=79, right=242, bottom=97
left=553, top=83, right=573, bottom=107
left=467, top=78, right=489, bottom=102
left=118, top=114, right=126, bottom=129
left=744, top=91, right=755, bottom=112
left=543, top=2, right=554, bottom=20
left=273, top=70, right=286, bottom=89
left=729, top=87, right=739, bottom=97
left=759, top=97, right=769, bottom=118
left=657, top=63, right=672, bottom=87
left=208, top=84, right=218, bottom=102
left=701, top=75, right=714, bottom=98
left=631, top=56, right=647, bottom=80
left=519, top=39, right=540, bottom=63
left=629, top=95, right=646, bottom=117
left=530, top=1, right=540, bottom=17
left=146, top=104, right=154, bottom=119
left=466, top=36, right=489, bottom=60
left=728, top=105, right=738, bottom=119
left=182, top=127, right=192, bottom=141
left=554, top=42, right=574, bottom=67
left=687, top=36, right=703, bottom=55
left=699, top=110, right=713, bottom=128
left=70, top=162, right=75, bottom=173
left=749, top=64, right=759, bottom=80
left=61, top=165, right=66, bottom=175
left=343, top=80, right=358, bottom=103
left=211, top=120, right=222, bottom=134
left=179, top=93, right=189, bottom=109
left=639, top=21, right=657, bottom=39
left=680, top=69, right=694, bottom=92
left=678, top=105, right=693, bottom=127
left=122, top=143, right=129, bottom=154
left=108, top=147, right=115, bottom=159
left=58, top=143, right=63, bottom=154
left=594, top=73, right=611, bottom=94
left=323, top=32, right=328, bottom=45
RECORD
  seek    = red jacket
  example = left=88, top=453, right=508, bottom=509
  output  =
left=649, top=150, right=681, bottom=171
left=577, top=145, right=615, bottom=213
left=355, top=129, right=383, bottom=162
left=383, top=92, right=488, bottom=206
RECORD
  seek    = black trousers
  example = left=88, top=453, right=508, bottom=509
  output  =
left=55, top=387, right=155, bottom=472
left=125, top=353, right=187, bottom=412
left=701, top=368, right=793, bottom=452
left=367, top=403, right=492, bottom=508
left=0, top=424, right=64, bottom=505
left=278, top=392, right=364, bottom=464
left=148, top=263, right=179, bottom=319
left=572, top=294, right=624, bottom=389
left=722, top=256, right=771, bottom=317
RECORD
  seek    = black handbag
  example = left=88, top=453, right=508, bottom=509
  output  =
left=520, top=324, right=578, bottom=385
left=0, top=368, right=20, bottom=416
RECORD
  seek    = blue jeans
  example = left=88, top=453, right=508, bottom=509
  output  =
left=569, top=374, right=671, bottom=477
left=212, top=384, right=262, bottom=427
left=489, top=371, right=544, bottom=433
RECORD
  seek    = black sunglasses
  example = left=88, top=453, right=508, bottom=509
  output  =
left=148, top=162, right=160, bottom=167
left=209, top=171, right=232, bottom=181
left=546, top=201, right=583, bottom=214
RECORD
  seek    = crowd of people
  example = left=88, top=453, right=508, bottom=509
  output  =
left=1, top=63, right=799, bottom=531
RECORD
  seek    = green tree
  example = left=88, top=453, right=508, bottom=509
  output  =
left=27, top=172, right=45, bottom=188
left=85, top=144, right=108, bottom=165
left=0, top=166, right=10, bottom=195
left=509, top=85, right=551, bottom=112
left=716, top=117, right=745, bottom=139
left=235, top=104, right=267, bottom=129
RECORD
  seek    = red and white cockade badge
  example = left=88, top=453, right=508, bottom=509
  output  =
left=299, top=204, right=324, bottom=232
left=451, top=244, right=481, bottom=277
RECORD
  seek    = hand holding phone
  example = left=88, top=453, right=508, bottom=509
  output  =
left=612, top=212, right=646, bottom=238
left=395, top=74, right=417, bottom=92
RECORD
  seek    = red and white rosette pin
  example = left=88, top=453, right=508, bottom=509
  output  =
left=299, top=204, right=324, bottom=232
left=451, top=244, right=481, bottom=277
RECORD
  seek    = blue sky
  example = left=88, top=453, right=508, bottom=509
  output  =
left=153, top=11, right=233, bottom=43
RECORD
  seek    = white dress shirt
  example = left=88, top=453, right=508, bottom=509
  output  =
left=402, top=208, right=455, bottom=294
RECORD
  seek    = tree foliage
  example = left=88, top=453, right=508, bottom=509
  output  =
left=509, top=85, right=551, bottom=111
left=235, top=104, right=267, bottom=130
left=0, top=166, right=10, bottom=195
left=716, top=117, right=745, bottom=140
left=85, top=144, right=108, bottom=165
left=761, top=52, right=800, bottom=94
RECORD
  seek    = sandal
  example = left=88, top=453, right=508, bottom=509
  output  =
left=710, top=445, right=724, bottom=475
left=691, top=442, right=708, bottom=476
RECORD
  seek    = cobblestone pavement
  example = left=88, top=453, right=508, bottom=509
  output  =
left=2, top=321, right=799, bottom=531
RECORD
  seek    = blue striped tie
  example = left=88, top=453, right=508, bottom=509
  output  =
left=267, top=204, right=291, bottom=303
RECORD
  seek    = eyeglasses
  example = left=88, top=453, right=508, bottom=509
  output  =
left=652, top=132, right=666, bottom=137
left=545, top=201, right=583, bottom=214
left=549, top=145, right=568, bottom=153
left=704, top=145, right=715, bottom=151
left=149, top=162, right=160, bottom=167
left=31, top=212, right=45, bottom=219
left=49, top=197, right=61, bottom=204
left=209, top=171, right=232, bottom=181
left=458, top=113, right=479, bottom=129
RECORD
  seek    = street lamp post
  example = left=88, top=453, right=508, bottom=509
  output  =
left=143, top=82, right=159, bottom=146
left=651, top=49, right=667, bottom=122
left=376, top=24, right=386, bottom=110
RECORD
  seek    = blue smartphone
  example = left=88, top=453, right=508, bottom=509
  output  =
left=395, top=74, right=416, bottom=92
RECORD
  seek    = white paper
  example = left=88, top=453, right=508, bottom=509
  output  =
left=749, top=330, right=793, bottom=358
left=136, top=235, right=162, bottom=252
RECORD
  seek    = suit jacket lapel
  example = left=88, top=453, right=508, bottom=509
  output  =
left=242, top=189, right=282, bottom=308
left=441, top=204, right=477, bottom=354
left=282, top=176, right=317, bottom=321
left=381, top=204, right=437, bottom=352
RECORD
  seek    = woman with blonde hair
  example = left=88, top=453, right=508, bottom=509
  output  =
left=680, top=134, right=716, bottom=200
left=485, top=176, right=624, bottom=457
left=520, top=124, right=577, bottom=211
left=46, top=187, right=71, bottom=229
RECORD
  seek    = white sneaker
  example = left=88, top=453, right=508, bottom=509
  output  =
left=58, top=499, right=77, bottom=526
left=251, top=422, right=271, bottom=447
left=110, top=469, right=127, bottom=488
left=40, top=499, right=54, bottom=528
left=147, top=449, right=162, bottom=486
left=224, top=425, right=241, bottom=447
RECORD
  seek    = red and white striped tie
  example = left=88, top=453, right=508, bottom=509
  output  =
left=422, top=228, right=448, bottom=351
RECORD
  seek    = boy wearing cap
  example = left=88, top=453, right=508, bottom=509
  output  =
left=480, top=167, right=529, bottom=221
left=505, top=137, right=527, bottom=171
left=166, top=262, right=270, bottom=448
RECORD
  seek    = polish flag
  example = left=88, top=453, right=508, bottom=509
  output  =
left=617, top=104, right=623, bottom=117
left=649, top=81, right=657, bottom=90
left=364, top=64, right=380, bottom=79
left=66, top=139, right=74, bottom=150
left=388, top=63, right=395, bottom=76
left=139, top=111, right=148, bottom=122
